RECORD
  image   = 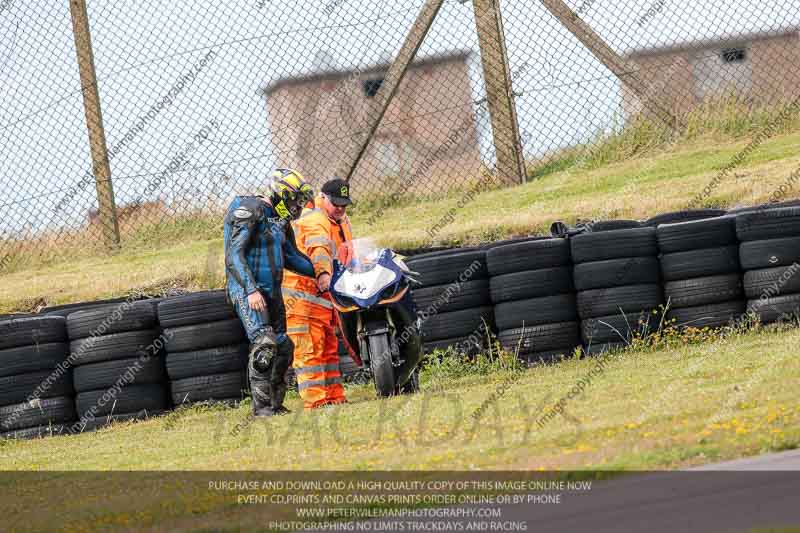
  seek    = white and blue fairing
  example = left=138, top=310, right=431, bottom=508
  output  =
left=331, top=249, right=407, bottom=308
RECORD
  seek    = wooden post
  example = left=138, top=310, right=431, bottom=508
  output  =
left=473, top=0, right=527, bottom=185
left=69, top=0, right=120, bottom=249
left=341, top=0, right=445, bottom=182
left=541, top=0, right=680, bottom=130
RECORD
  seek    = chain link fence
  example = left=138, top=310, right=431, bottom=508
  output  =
left=1, top=0, right=799, bottom=266
left=505, top=0, right=800, bottom=174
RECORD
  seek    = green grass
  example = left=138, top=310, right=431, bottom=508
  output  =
left=11, top=322, right=797, bottom=472
left=2, top=323, right=799, bottom=529
left=528, top=95, right=800, bottom=177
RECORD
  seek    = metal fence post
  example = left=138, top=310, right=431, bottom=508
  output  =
left=341, top=0, right=446, bottom=183
left=473, top=0, right=527, bottom=185
left=541, top=0, right=680, bottom=130
left=69, top=0, right=120, bottom=250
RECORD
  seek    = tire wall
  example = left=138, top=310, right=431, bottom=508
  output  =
left=488, top=239, right=579, bottom=364
left=572, top=227, right=663, bottom=354
left=657, top=216, right=745, bottom=329
left=407, top=249, right=494, bottom=355
left=158, top=292, right=248, bottom=407
left=736, top=207, right=800, bottom=324
left=15, top=206, right=800, bottom=440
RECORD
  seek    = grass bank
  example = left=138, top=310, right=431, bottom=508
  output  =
left=1, top=322, right=798, bottom=528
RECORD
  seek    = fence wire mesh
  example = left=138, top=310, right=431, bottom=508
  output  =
left=1, top=0, right=799, bottom=267
left=505, top=0, right=800, bottom=177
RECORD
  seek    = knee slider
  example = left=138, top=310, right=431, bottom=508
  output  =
left=251, top=345, right=276, bottom=374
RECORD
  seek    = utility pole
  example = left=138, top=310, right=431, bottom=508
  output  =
left=541, top=0, right=680, bottom=130
left=473, top=0, right=527, bottom=184
left=341, top=0, right=446, bottom=182
left=69, top=0, right=120, bottom=249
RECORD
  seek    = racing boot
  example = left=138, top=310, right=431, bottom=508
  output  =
left=249, top=328, right=278, bottom=417
left=249, top=374, right=272, bottom=417
left=269, top=382, right=290, bottom=415
left=266, top=336, right=295, bottom=416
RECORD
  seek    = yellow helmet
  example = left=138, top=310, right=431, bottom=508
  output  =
left=268, top=168, right=314, bottom=220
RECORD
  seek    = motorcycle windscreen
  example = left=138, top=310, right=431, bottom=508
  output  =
left=331, top=251, right=403, bottom=308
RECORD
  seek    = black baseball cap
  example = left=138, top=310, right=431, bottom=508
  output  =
left=321, top=178, right=352, bottom=207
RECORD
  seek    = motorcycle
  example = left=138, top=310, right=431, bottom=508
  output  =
left=329, top=240, right=423, bottom=397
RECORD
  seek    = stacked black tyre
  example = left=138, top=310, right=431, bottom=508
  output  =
left=571, top=225, right=663, bottom=354
left=657, top=215, right=744, bottom=329
left=158, top=291, right=249, bottom=406
left=407, top=248, right=494, bottom=356
left=41, top=296, right=144, bottom=318
left=67, top=301, right=167, bottom=432
left=488, top=239, right=580, bottom=364
left=737, top=207, right=800, bottom=324
left=644, top=209, right=728, bottom=227
left=0, top=317, right=76, bottom=439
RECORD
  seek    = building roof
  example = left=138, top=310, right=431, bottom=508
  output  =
left=263, top=51, right=471, bottom=95
left=626, top=27, right=799, bottom=58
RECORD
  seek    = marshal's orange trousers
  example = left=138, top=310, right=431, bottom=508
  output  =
left=287, top=311, right=346, bottom=409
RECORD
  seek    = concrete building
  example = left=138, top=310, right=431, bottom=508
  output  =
left=622, top=28, right=800, bottom=118
left=263, top=52, right=481, bottom=195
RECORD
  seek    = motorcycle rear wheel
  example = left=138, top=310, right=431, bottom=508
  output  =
left=368, top=334, right=396, bottom=397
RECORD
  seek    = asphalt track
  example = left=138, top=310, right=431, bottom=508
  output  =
left=692, top=448, right=800, bottom=470
left=308, top=450, right=800, bottom=533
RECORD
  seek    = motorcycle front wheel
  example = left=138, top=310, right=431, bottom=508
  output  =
left=368, top=333, right=396, bottom=397
left=397, top=367, right=420, bottom=395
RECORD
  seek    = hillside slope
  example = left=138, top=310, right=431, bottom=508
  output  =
left=1, top=131, right=799, bottom=312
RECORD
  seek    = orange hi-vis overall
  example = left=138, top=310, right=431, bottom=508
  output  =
left=282, top=199, right=353, bottom=409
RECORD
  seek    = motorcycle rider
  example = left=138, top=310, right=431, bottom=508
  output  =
left=282, top=178, right=354, bottom=409
left=224, top=169, right=317, bottom=417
